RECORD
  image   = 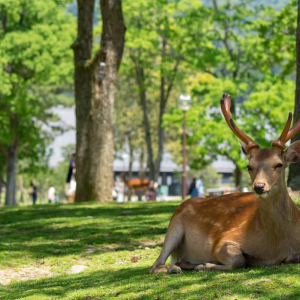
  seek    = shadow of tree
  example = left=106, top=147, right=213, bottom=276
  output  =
left=1, top=265, right=300, bottom=299
left=0, top=202, right=178, bottom=260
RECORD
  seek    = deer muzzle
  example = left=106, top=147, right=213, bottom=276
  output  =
left=253, top=183, right=265, bottom=195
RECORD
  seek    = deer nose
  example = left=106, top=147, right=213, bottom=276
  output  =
left=253, top=183, right=265, bottom=194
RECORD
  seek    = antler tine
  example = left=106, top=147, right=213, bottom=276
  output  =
left=220, top=93, right=259, bottom=151
left=285, top=117, right=300, bottom=142
left=272, top=112, right=292, bottom=149
left=220, top=94, right=233, bottom=129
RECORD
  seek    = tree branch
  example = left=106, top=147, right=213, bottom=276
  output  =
left=164, top=59, right=180, bottom=107
left=0, top=144, right=8, bottom=158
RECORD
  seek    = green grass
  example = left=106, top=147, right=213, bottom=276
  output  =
left=0, top=201, right=300, bottom=299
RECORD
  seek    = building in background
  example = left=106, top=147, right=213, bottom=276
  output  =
left=49, top=107, right=235, bottom=196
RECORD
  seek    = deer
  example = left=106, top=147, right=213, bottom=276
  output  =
left=149, top=93, right=300, bottom=274
left=119, top=173, right=150, bottom=199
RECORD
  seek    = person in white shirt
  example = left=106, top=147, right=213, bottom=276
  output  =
left=47, top=185, right=55, bottom=204
left=196, top=176, right=205, bottom=197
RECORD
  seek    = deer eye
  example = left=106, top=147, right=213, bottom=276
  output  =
left=275, top=163, right=283, bottom=169
left=247, top=165, right=252, bottom=171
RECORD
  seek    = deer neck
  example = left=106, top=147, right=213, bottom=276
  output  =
left=258, top=184, right=298, bottom=239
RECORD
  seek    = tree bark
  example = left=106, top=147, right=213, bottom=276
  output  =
left=73, top=0, right=126, bottom=202
left=132, top=53, right=180, bottom=183
left=234, top=164, right=242, bottom=190
left=128, top=136, right=133, bottom=180
left=138, top=149, right=146, bottom=178
left=128, top=135, right=133, bottom=201
left=5, top=144, right=18, bottom=206
left=132, top=59, right=156, bottom=181
left=288, top=0, right=300, bottom=190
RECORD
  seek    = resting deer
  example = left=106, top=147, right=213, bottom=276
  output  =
left=149, top=93, right=300, bottom=274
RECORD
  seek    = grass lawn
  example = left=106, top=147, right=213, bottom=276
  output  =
left=0, top=200, right=300, bottom=299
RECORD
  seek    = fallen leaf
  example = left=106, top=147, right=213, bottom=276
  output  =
left=131, top=256, right=139, bottom=262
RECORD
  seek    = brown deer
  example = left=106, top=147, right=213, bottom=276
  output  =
left=120, top=173, right=150, bottom=197
left=149, top=93, right=300, bottom=274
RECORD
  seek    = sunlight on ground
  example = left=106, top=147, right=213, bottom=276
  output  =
left=0, top=201, right=300, bottom=299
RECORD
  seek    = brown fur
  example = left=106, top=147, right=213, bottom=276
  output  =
left=120, top=173, right=150, bottom=194
left=149, top=144, right=300, bottom=273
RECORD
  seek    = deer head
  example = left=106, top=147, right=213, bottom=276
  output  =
left=221, top=93, right=300, bottom=199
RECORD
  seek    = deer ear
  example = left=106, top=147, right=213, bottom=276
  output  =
left=284, top=141, right=300, bottom=163
left=239, top=141, right=249, bottom=157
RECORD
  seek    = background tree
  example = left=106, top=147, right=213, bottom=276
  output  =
left=114, top=76, right=146, bottom=180
left=0, top=0, right=75, bottom=205
left=121, top=0, right=198, bottom=182
left=73, top=0, right=126, bottom=202
left=163, top=0, right=297, bottom=188
left=288, top=0, right=300, bottom=190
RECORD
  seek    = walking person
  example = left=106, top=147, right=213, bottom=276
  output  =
left=30, top=182, right=37, bottom=205
left=196, top=175, right=205, bottom=197
left=187, top=177, right=198, bottom=198
left=47, top=185, right=55, bottom=204
left=66, top=153, right=76, bottom=198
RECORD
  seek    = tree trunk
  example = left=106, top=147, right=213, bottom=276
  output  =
left=128, top=135, right=133, bottom=201
left=138, top=149, right=146, bottom=178
left=73, top=0, right=126, bottom=202
left=234, top=164, right=242, bottom=190
left=132, top=60, right=156, bottom=181
left=19, top=175, right=24, bottom=203
left=128, top=135, right=133, bottom=180
left=288, top=0, right=300, bottom=190
left=5, top=144, right=18, bottom=206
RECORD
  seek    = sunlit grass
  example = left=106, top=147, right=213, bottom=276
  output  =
left=0, top=200, right=300, bottom=299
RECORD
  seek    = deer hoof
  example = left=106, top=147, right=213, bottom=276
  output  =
left=167, top=265, right=182, bottom=274
left=194, top=264, right=206, bottom=272
left=148, top=265, right=169, bottom=274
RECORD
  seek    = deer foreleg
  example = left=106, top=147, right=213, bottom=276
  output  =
left=148, top=219, right=183, bottom=274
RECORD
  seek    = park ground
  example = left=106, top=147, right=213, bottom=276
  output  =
left=0, top=201, right=300, bottom=299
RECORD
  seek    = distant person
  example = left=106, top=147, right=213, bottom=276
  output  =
left=66, top=168, right=76, bottom=202
left=30, top=182, right=37, bottom=205
left=196, top=175, right=205, bottom=197
left=188, top=177, right=198, bottom=198
left=55, top=190, right=60, bottom=203
left=66, top=153, right=76, bottom=198
left=148, top=181, right=156, bottom=201
left=66, top=153, right=76, bottom=184
left=47, top=185, right=55, bottom=204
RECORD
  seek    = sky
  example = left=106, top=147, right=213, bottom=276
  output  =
left=48, top=106, right=76, bottom=167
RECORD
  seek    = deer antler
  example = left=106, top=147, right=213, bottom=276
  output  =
left=272, top=112, right=300, bottom=149
left=221, top=93, right=260, bottom=152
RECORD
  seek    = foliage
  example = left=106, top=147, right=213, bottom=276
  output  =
left=0, top=201, right=300, bottom=299
left=163, top=0, right=297, bottom=186
left=114, top=77, right=145, bottom=163
left=165, top=77, right=295, bottom=175
left=118, top=0, right=202, bottom=179
left=0, top=0, right=75, bottom=173
left=254, top=0, right=297, bottom=77
left=20, top=143, right=76, bottom=202
left=187, top=165, right=222, bottom=189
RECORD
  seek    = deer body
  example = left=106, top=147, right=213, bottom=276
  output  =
left=164, top=194, right=300, bottom=270
left=149, top=94, right=300, bottom=273
left=120, top=173, right=150, bottom=195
